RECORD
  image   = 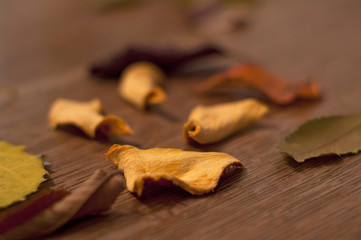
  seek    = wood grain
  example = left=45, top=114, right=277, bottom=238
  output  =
left=1, top=0, right=361, bottom=239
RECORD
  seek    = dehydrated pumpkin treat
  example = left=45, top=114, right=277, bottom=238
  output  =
left=106, top=144, right=243, bottom=196
left=118, top=62, right=166, bottom=110
left=195, top=63, right=320, bottom=105
left=183, top=99, right=268, bottom=145
left=49, top=98, right=133, bottom=138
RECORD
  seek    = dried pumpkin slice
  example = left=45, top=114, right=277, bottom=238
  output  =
left=183, top=99, right=268, bottom=145
left=118, top=62, right=166, bottom=110
left=106, top=144, right=243, bottom=196
left=49, top=98, right=133, bottom=138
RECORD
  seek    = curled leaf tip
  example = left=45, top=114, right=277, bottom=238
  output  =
left=294, top=80, right=321, bottom=100
left=106, top=144, right=243, bottom=196
left=196, top=63, right=321, bottom=105
left=183, top=99, right=268, bottom=145
left=48, top=98, right=133, bottom=138
left=118, top=62, right=167, bottom=110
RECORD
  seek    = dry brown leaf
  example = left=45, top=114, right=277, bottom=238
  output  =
left=0, top=170, right=124, bottom=240
left=49, top=98, right=133, bottom=138
left=183, top=99, right=268, bottom=144
left=118, top=62, right=166, bottom=109
left=90, top=45, right=222, bottom=78
left=196, top=63, right=320, bottom=105
left=106, top=144, right=243, bottom=196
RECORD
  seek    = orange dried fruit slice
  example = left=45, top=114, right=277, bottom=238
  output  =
left=49, top=98, right=133, bottom=138
left=106, top=144, right=243, bottom=196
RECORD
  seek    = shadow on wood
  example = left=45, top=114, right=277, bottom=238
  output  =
left=183, top=123, right=274, bottom=152
left=56, top=125, right=91, bottom=139
left=137, top=167, right=245, bottom=209
left=97, top=135, right=142, bottom=148
left=56, top=125, right=141, bottom=147
left=148, top=105, right=179, bottom=122
left=285, top=155, right=344, bottom=172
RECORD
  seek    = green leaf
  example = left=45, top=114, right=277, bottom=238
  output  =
left=278, top=112, right=361, bottom=162
left=0, top=141, right=48, bottom=208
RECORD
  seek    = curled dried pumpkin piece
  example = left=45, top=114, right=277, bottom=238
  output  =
left=118, top=62, right=166, bottom=110
left=106, top=144, right=243, bottom=196
left=195, top=63, right=320, bottom=105
left=183, top=99, right=268, bottom=145
left=49, top=98, right=133, bottom=138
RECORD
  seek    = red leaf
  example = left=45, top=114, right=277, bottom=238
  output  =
left=195, top=63, right=321, bottom=105
left=0, top=170, right=124, bottom=240
left=0, top=190, right=69, bottom=234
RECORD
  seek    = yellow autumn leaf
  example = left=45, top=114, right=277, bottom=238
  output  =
left=106, top=144, right=243, bottom=196
left=183, top=98, right=268, bottom=144
left=0, top=141, right=48, bottom=208
left=48, top=98, right=133, bottom=138
left=118, top=62, right=166, bottom=109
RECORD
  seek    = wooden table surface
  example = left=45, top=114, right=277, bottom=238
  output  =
left=1, top=0, right=361, bottom=239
